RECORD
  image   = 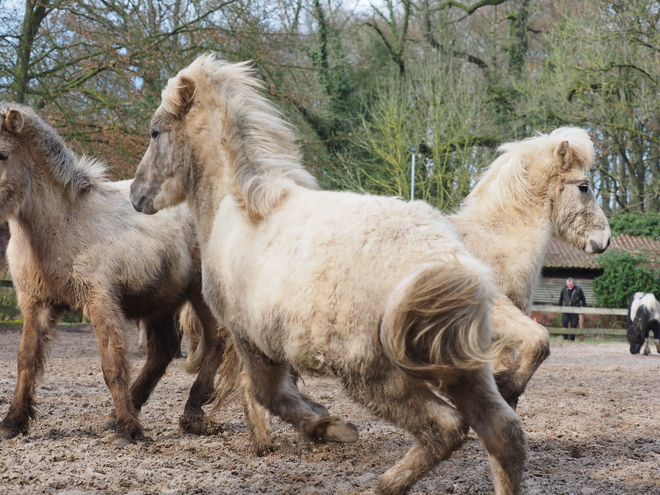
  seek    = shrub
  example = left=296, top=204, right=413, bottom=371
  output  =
left=593, top=252, right=660, bottom=308
left=608, top=212, right=660, bottom=239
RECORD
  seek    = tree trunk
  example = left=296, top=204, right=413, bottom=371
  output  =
left=13, top=0, right=50, bottom=103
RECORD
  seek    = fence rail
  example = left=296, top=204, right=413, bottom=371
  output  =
left=531, top=305, right=628, bottom=316
left=531, top=304, right=628, bottom=337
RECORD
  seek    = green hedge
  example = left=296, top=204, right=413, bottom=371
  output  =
left=593, top=252, right=660, bottom=308
left=608, top=213, right=660, bottom=239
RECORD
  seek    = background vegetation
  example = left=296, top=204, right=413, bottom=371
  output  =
left=593, top=252, right=660, bottom=308
left=3, top=0, right=660, bottom=213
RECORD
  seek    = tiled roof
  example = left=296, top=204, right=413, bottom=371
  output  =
left=544, top=234, right=660, bottom=269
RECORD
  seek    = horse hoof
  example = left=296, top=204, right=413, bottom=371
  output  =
left=0, top=425, right=20, bottom=440
left=111, top=433, right=136, bottom=446
left=179, top=413, right=206, bottom=435
left=252, top=440, right=276, bottom=457
left=324, top=420, right=359, bottom=443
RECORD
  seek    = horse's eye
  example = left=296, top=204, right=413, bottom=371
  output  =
left=150, top=129, right=160, bottom=140
left=578, top=183, right=589, bottom=194
left=0, top=152, right=8, bottom=161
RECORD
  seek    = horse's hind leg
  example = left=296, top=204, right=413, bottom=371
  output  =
left=446, top=366, right=527, bottom=495
left=341, top=370, right=469, bottom=495
left=239, top=370, right=274, bottom=455
left=86, top=296, right=141, bottom=445
left=238, top=347, right=358, bottom=445
left=0, top=298, right=57, bottom=439
left=178, top=296, right=227, bottom=434
left=129, top=313, right=181, bottom=412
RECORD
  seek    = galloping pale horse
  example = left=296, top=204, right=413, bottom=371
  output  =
left=130, top=55, right=526, bottom=495
left=0, top=103, right=231, bottom=445
left=450, top=127, right=611, bottom=406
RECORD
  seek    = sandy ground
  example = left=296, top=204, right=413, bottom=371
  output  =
left=0, top=325, right=659, bottom=495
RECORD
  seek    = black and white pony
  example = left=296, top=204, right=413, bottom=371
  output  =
left=627, top=292, right=660, bottom=355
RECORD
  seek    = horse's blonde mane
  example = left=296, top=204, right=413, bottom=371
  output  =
left=462, top=127, right=594, bottom=211
left=0, top=102, right=107, bottom=196
left=163, top=54, right=317, bottom=219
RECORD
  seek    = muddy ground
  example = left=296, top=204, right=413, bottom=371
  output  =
left=0, top=324, right=659, bottom=494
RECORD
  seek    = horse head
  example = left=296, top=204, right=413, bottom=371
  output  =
left=131, top=71, right=198, bottom=215
left=545, top=128, right=611, bottom=254
left=131, top=54, right=315, bottom=219
left=0, top=104, right=33, bottom=221
left=0, top=103, right=105, bottom=222
left=627, top=314, right=646, bottom=354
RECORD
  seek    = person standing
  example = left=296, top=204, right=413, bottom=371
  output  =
left=559, top=277, right=587, bottom=341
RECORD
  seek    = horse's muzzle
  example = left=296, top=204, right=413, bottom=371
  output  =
left=130, top=187, right=158, bottom=215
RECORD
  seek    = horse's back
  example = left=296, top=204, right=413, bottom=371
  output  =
left=207, top=187, right=492, bottom=371
left=8, top=179, right=198, bottom=316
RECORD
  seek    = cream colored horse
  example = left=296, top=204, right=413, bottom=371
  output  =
left=0, top=102, right=233, bottom=445
left=130, top=55, right=526, bottom=495
left=451, top=127, right=611, bottom=406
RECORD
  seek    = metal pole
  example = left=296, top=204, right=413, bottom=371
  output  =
left=410, top=145, right=417, bottom=200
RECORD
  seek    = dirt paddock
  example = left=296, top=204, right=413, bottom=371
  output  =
left=0, top=324, right=659, bottom=494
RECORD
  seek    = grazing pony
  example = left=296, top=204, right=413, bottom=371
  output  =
left=130, top=55, right=526, bottom=495
left=0, top=102, right=232, bottom=445
left=450, top=127, right=611, bottom=406
left=627, top=292, right=660, bottom=355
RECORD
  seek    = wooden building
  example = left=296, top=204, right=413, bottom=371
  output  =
left=532, top=235, right=660, bottom=306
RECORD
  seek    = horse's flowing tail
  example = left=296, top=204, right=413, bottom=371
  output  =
left=179, top=302, right=205, bottom=374
left=178, top=301, right=243, bottom=404
left=380, top=258, right=494, bottom=383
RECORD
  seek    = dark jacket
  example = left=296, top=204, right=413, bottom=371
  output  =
left=559, top=285, right=586, bottom=311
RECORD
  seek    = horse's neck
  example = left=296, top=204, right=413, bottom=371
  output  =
left=9, top=178, right=77, bottom=270
left=187, top=158, right=227, bottom=249
left=450, top=203, right=553, bottom=314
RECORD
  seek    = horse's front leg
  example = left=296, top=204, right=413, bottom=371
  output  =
left=490, top=295, right=550, bottom=409
left=178, top=296, right=228, bottom=435
left=85, top=295, right=140, bottom=446
left=0, top=297, right=57, bottom=439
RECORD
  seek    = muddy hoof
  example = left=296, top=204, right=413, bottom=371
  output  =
left=111, top=433, right=136, bottom=446
left=252, top=439, right=276, bottom=456
left=325, top=420, right=359, bottom=443
left=0, top=425, right=20, bottom=440
left=179, top=413, right=206, bottom=435
left=179, top=413, right=224, bottom=436
left=311, top=417, right=359, bottom=443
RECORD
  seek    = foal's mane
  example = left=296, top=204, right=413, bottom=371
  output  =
left=0, top=102, right=107, bottom=196
left=461, top=127, right=594, bottom=212
left=166, top=54, right=317, bottom=219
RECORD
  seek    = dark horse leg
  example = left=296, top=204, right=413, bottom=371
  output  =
left=86, top=294, right=141, bottom=446
left=236, top=340, right=358, bottom=445
left=178, top=294, right=226, bottom=434
left=0, top=298, right=57, bottom=439
left=129, top=312, right=181, bottom=413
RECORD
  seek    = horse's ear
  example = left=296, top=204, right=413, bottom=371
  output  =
left=175, top=76, right=196, bottom=118
left=2, top=109, right=24, bottom=135
left=554, top=140, right=573, bottom=170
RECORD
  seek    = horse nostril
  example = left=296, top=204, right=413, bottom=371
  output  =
left=131, top=193, right=144, bottom=212
left=606, top=237, right=611, bottom=249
